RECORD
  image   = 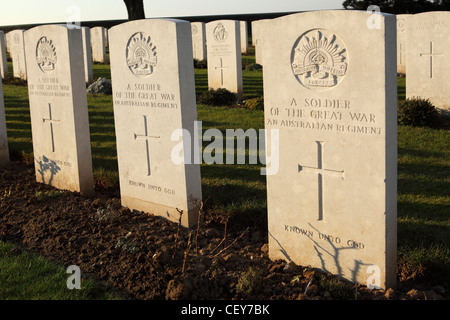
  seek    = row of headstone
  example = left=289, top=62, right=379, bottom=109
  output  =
left=397, top=11, right=450, bottom=111
left=2, top=26, right=108, bottom=83
left=0, top=10, right=401, bottom=289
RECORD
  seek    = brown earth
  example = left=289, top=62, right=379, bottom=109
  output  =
left=0, top=160, right=448, bottom=301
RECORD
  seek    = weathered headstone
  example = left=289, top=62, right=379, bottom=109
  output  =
left=25, top=25, right=94, bottom=194
left=0, top=31, right=8, bottom=80
left=206, top=20, right=243, bottom=99
left=0, top=76, right=9, bottom=167
left=396, top=14, right=410, bottom=74
left=406, top=11, right=450, bottom=111
left=81, top=27, right=93, bottom=83
left=191, top=22, right=206, bottom=61
left=263, top=11, right=397, bottom=289
left=9, top=30, right=27, bottom=80
left=91, top=26, right=106, bottom=63
left=109, top=19, right=202, bottom=228
left=240, top=21, right=248, bottom=53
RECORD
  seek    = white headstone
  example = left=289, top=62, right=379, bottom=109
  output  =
left=263, top=11, right=397, bottom=289
left=251, top=20, right=258, bottom=46
left=240, top=21, right=248, bottom=53
left=191, top=22, right=206, bottom=61
left=0, top=76, right=9, bottom=167
left=396, top=14, right=410, bottom=74
left=109, top=19, right=202, bottom=228
left=25, top=25, right=94, bottom=194
left=254, top=19, right=270, bottom=65
left=91, top=26, right=106, bottom=63
left=81, top=27, right=93, bottom=83
left=406, top=11, right=450, bottom=111
left=9, top=30, right=27, bottom=80
left=206, top=20, right=243, bottom=99
left=0, top=31, right=8, bottom=80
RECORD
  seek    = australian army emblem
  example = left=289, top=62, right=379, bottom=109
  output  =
left=213, top=23, right=228, bottom=42
left=291, top=29, right=348, bottom=90
left=126, top=32, right=157, bottom=78
left=36, top=36, right=57, bottom=73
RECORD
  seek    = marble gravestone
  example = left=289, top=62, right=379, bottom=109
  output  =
left=0, top=76, right=9, bottom=167
left=9, top=30, right=27, bottom=80
left=206, top=20, right=243, bottom=99
left=0, top=31, right=8, bottom=79
left=81, top=27, right=93, bottom=83
left=263, top=11, right=397, bottom=289
left=240, top=21, right=248, bottom=53
left=191, top=22, right=206, bottom=61
left=396, top=14, right=410, bottom=74
left=91, top=26, right=106, bottom=63
left=254, top=19, right=270, bottom=65
left=109, top=19, right=202, bottom=228
left=406, top=11, right=450, bottom=111
left=25, top=25, right=94, bottom=194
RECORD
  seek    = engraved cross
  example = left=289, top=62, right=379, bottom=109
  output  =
left=419, top=41, right=443, bottom=78
left=298, top=141, right=344, bottom=221
left=214, top=58, right=228, bottom=86
left=42, top=103, right=60, bottom=153
left=134, top=115, right=160, bottom=176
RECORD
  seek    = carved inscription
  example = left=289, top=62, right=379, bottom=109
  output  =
left=266, top=98, right=382, bottom=135
left=284, top=224, right=366, bottom=249
left=113, top=83, right=179, bottom=109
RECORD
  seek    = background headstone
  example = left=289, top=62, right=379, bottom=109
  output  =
left=263, top=11, right=397, bottom=289
left=240, top=21, right=248, bottom=53
left=91, top=26, right=106, bottom=63
left=254, top=19, right=270, bottom=65
left=0, top=76, right=9, bottom=167
left=396, top=14, right=410, bottom=75
left=9, top=30, right=27, bottom=80
left=406, top=11, right=450, bottom=111
left=191, top=22, right=206, bottom=61
left=81, top=27, right=93, bottom=84
left=110, top=19, right=202, bottom=228
left=25, top=25, right=94, bottom=194
left=206, top=20, right=243, bottom=99
left=0, top=31, right=8, bottom=80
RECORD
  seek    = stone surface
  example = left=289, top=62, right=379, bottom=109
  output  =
left=87, top=77, right=112, bottom=94
left=191, top=22, right=206, bottom=61
left=263, top=11, right=397, bottom=289
left=406, top=11, right=450, bottom=111
left=0, top=76, right=9, bottom=167
left=0, top=31, right=8, bottom=80
left=206, top=20, right=243, bottom=99
left=91, top=26, right=106, bottom=63
left=25, top=25, right=94, bottom=194
left=8, top=30, right=27, bottom=80
left=81, top=27, right=93, bottom=83
left=109, top=19, right=202, bottom=228
left=240, top=21, right=248, bottom=53
left=396, top=14, right=410, bottom=74
left=254, top=19, right=270, bottom=65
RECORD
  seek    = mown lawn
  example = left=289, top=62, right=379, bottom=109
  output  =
left=1, top=53, right=449, bottom=297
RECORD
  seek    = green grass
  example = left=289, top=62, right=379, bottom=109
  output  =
left=0, top=241, right=121, bottom=300
left=1, top=49, right=449, bottom=296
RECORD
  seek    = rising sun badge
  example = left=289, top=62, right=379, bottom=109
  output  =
left=126, top=32, right=157, bottom=78
left=36, top=36, right=57, bottom=74
left=291, top=29, right=348, bottom=90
